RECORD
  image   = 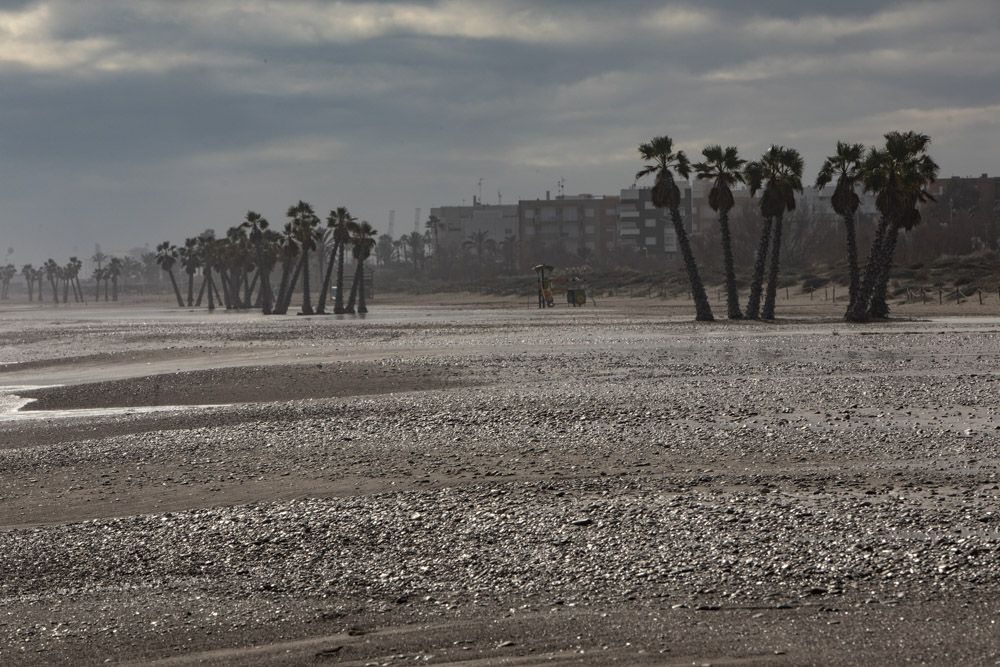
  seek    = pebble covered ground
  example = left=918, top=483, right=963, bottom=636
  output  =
left=0, top=304, right=999, bottom=665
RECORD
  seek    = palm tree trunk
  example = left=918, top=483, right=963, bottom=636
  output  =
left=278, top=256, right=303, bottom=315
left=868, top=220, right=901, bottom=319
left=316, top=240, right=340, bottom=314
left=186, top=272, right=195, bottom=307
left=299, top=246, right=314, bottom=315
left=205, top=270, right=215, bottom=311
left=670, top=207, right=713, bottom=321
left=745, top=217, right=773, bottom=320
left=62, top=280, right=69, bottom=303
left=195, top=273, right=207, bottom=307
left=273, top=259, right=292, bottom=314
left=112, top=277, right=118, bottom=301
left=260, top=269, right=273, bottom=314
left=346, top=261, right=361, bottom=313
left=847, top=215, right=890, bottom=322
left=218, top=270, right=232, bottom=309
left=95, top=279, right=101, bottom=302
left=246, top=271, right=258, bottom=308
left=761, top=213, right=784, bottom=320
left=843, top=213, right=860, bottom=313
left=358, top=261, right=368, bottom=314
left=718, top=210, right=742, bottom=319
left=50, top=278, right=59, bottom=303
left=334, top=244, right=346, bottom=314
left=167, top=270, right=184, bottom=307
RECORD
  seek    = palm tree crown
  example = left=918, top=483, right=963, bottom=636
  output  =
left=745, top=145, right=804, bottom=218
left=862, top=131, right=939, bottom=229
left=815, top=142, right=865, bottom=216
left=694, top=145, right=745, bottom=213
left=636, top=135, right=691, bottom=210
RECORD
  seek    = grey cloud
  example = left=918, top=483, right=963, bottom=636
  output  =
left=0, top=0, right=998, bottom=261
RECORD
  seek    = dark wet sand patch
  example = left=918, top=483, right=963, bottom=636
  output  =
left=16, top=362, right=474, bottom=411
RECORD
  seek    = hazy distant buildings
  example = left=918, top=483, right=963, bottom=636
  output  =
left=517, top=193, right=620, bottom=268
left=429, top=199, right=519, bottom=251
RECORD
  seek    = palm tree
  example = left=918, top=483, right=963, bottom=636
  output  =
left=815, top=142, right=866, bottom=314
left=93, top=267, right=104, bottom=301
left=21, top=264, right=35, bottom=301
left=346, top=221, right=377, bottom=314
left=636, top=135, right=713, bottom=321
left=44, top=259, right=59, bottom=303
left=694, top=145, right=746, bottom=319
left=316, top=207, right=349, bottom=314
left=108, top=257, right=122, bottom=301
left=744, top=146, right=804, bottom=320
left=283, top=201, right=319, bottom=315
left=178, top=237, right=200, bottom=307
left=155, top=242, right=185, bottom=307
left=0, top=264, right=14, bottom=300
left=849, top=131, right=938, bottom=321
left=240, top=212, right=273, bottom=313
left=68, top=256, right=84, bottom=303
left=326, top=207, right=355, bottom=314
left=272, top=225, right=300, bottom=315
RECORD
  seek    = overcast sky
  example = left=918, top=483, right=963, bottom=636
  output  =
left=2, top=0, right=998, bottom=262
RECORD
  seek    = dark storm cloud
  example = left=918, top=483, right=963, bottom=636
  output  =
left=1, top=0, right=998, bottom=261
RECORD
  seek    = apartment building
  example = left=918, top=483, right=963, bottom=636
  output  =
left=517, top=193, right=619, bottom=268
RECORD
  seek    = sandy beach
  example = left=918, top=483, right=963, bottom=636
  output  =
left=1, top=295, right=999, bottom=665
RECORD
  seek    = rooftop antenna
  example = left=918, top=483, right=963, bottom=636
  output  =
left=477, top=178, right=484, bottom=204
left=498, top=189, right=502, bottom=205
left=557, top=177, right=565, bottom=198
left=388, top=210, right=395, bottom=238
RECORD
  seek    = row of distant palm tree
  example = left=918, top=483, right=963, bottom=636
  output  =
left=15, top=257, right=103, bottom=303
left=636, top=130, right=938, bottom=322
left=155, top=202, right=378, bottom=315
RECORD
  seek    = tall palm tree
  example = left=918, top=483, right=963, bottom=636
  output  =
left=636, top=135, right=713, bottom=321
left=346, top=221, right=377, bottom=314
left=44, top=259, right=59, bottom=303
left=317, top=207, right=348, bottom=314
left=272, top=225, right=300, bottom=315
left=850, top=131, right=938, bottom=321
left=815, top=142, right=866, bottom=315
left=283, top=201, right=319, bottom=315
left=326, top=207, right=355, bottom=314
left=155, top=242, right=185, bottom=307
left=744, top=145, right=804, bottom=320
left=179, top=237, right=200, bottom=307
left=108, top=257, right=123, bottom=301
left=68, top=256, right=84, bottom=303
left=21, top=264, right=35, bottom=301
left=241, top=211, right=273, bottom=313
left=694, top=145, right=746, bottom=319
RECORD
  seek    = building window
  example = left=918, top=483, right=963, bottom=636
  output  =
left=523, top=209, right=535, bottom=220
left=564, top=208, right=578, bottom=221
left=584, top=208, right=595, bottom=218
left=540, top=207, right=556, bottom=221
left=644, top=237, right=657, bottom=246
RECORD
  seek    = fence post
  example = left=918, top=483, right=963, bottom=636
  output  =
left=785, top=286, right=789, bottom=300
left=825, top=286, right=828, bottom=301
left=979, top=289, right=983, bottom=305
left=832, top=286, right=836, bottom=302
left=922, top=287, right=926, bottom=304
left=939, top=288, right=942, bottom=305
